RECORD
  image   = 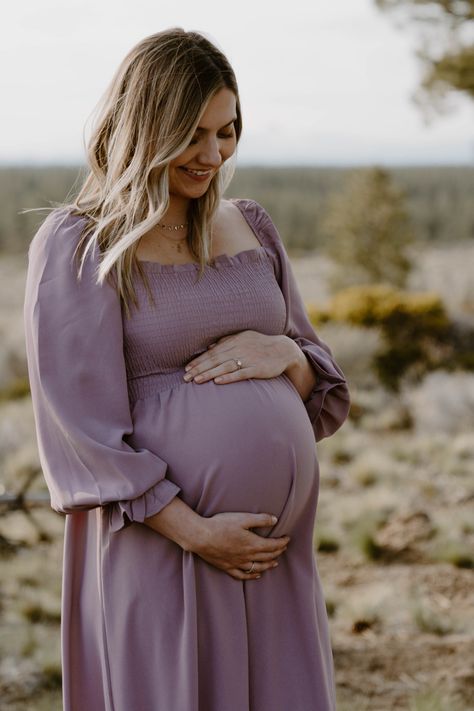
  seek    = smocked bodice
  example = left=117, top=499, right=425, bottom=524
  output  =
left=122, top=246, right=287, bottom=403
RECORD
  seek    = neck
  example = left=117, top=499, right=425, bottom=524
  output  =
left=161, top=194, right=190, bottom=225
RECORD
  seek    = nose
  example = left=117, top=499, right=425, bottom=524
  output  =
left=196, top=136, right=223, bottom=169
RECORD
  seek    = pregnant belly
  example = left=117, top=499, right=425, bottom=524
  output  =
left=128, top=374, right=319, bottom=533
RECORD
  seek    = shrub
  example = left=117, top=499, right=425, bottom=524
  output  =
left=316, top=533, right=340, bottom=553
left=40, top=662, right=62, bottom=690
left=0, top=376, right=31, bottom=402
left=432, top=540, right=474, bottom=569
left=309, top=284, right=472, bottom=391
left=322, top=167, right=415, bottom=290
left=22, top=603, right=61, bottom=625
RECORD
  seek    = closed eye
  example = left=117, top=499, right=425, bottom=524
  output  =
left=188, top=130, right=234, bottom=146
left=188, top=117, right=236, bottom=145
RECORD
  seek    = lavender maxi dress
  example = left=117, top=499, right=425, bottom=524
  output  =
left=23, top=198, right=350, bottom=711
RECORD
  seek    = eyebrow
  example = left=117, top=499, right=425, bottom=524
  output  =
left=195, top=117, right=237, bottom=132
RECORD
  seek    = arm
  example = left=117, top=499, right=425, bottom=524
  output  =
left=23, top=209, right=180, bottom=533
left=144, top=496, right=291, bottom=581
left=144, top=495, right=206, bottom=551
left=282, top=336, right=319, bottom=402
left=251, top=200, right=351, bottom=441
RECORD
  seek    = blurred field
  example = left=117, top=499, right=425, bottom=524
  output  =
left=1, top=165, right=473, bottom=254
left=1, top=168, right=474, bottom=710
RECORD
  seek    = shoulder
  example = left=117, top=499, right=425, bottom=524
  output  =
left=30, top=206, right=86, bottom=247
left=25, top=207, right=118, bottom=321
left=218, top=198, right=283, bottom=247
left=27, top=207, right=92, bottom=287
left=219, top=197, right=270, bottom=223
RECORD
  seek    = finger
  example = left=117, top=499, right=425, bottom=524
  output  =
left=250, top=548, right=288, bottom=562
left=254, top=538, right=290, bottom=555
left=241, top=559, right=281, bottom=572
left=185, top=337, right=233, bottom=370
left=183, top=357, right=213, bottom=376
left=248, top=529, right=291, bottom=548
left=213, top=367, right=254, bottom=384
left=210, top=334, right=235, bottom=346
left=227, top=567, right=262, bottom=581
left=184, top=350, right=220, bottom=373
left=243, top=513, right=280, bottom=529
left=234, top=558, right=282, bottom=577
left=192, top=360, right=248, bottom=384
left=184, top=351, right=228, bottom=379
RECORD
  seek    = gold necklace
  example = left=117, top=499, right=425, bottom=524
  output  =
left=155, top=223, right=189, bottom=253
left=157, top=222, right=188, bottom=231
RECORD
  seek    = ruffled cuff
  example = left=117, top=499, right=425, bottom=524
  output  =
left=110, top=478, right=181, bottom=533
left=297, top=340, right=351, bottom=441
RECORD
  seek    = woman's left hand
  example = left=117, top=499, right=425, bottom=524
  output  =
left=183, top=331, right=301, bottom=385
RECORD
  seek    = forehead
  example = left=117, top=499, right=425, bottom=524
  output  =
left=196, top=88, right=237, bottom=130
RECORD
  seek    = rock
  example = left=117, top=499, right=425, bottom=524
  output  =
left=373, top=511, right=435, bottom=563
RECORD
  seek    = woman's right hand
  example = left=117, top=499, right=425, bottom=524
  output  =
left=190, top=512, right=291, bottom=581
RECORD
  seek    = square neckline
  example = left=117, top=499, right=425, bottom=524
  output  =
left=136, top=198, right=266, bottom=272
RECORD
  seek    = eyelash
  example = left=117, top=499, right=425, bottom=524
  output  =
left=188, top=131, right=234, bottom=146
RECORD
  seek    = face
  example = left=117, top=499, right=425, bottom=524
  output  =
left=168, top=87, right=238, bottom=199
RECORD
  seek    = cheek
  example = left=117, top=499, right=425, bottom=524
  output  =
left=222, top=138, right=237, bottom=160
left=171, top=148, right=195, bottom=169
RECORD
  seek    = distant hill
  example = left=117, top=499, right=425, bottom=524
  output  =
left=0, top=165, right=472, bottom=254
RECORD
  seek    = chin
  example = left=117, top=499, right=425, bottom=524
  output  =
left=170, top=176, right=216, bottom=200
left=171, top=187, right=210, bottom=201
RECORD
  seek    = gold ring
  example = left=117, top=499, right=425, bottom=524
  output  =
left=246, top=561, right=256, bottom=573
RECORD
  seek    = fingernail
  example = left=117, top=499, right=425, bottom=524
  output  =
left=255, top=575, right=261, bottom=579
left=272, top=562, right=279, bottom=568
left=271, top=516, right=278, bottom=524
left=183, top=373, right=192, bottom=381
left=184, top=365, right=191, bottom=371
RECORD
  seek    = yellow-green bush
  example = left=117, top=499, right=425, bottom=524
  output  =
left=309, top=284, right=447, bottom=329
left=308, top=284, right=468, bottom=391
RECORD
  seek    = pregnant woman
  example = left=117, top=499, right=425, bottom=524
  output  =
left=24, top=28, right=350, bottom=711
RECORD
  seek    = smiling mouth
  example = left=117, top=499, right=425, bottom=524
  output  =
left=180, top=167, right=214, bottom=177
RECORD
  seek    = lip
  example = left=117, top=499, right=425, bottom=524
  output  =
left=180, top=167, right=214, bottom=182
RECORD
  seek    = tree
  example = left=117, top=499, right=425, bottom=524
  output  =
left=322, top=167, right=415, bottom=290
left=375, top=0, right=474, bottom=114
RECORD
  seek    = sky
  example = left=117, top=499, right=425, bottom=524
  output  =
left=1, top=0, right=473, bottom=166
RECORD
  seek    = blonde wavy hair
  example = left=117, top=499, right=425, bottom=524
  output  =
left=57, top=28, right=242, bottom=317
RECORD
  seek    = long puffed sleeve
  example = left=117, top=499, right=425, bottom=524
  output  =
left=240, top=199, right=351, bottom=441
left=23, top=209, right=181, bottom=532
